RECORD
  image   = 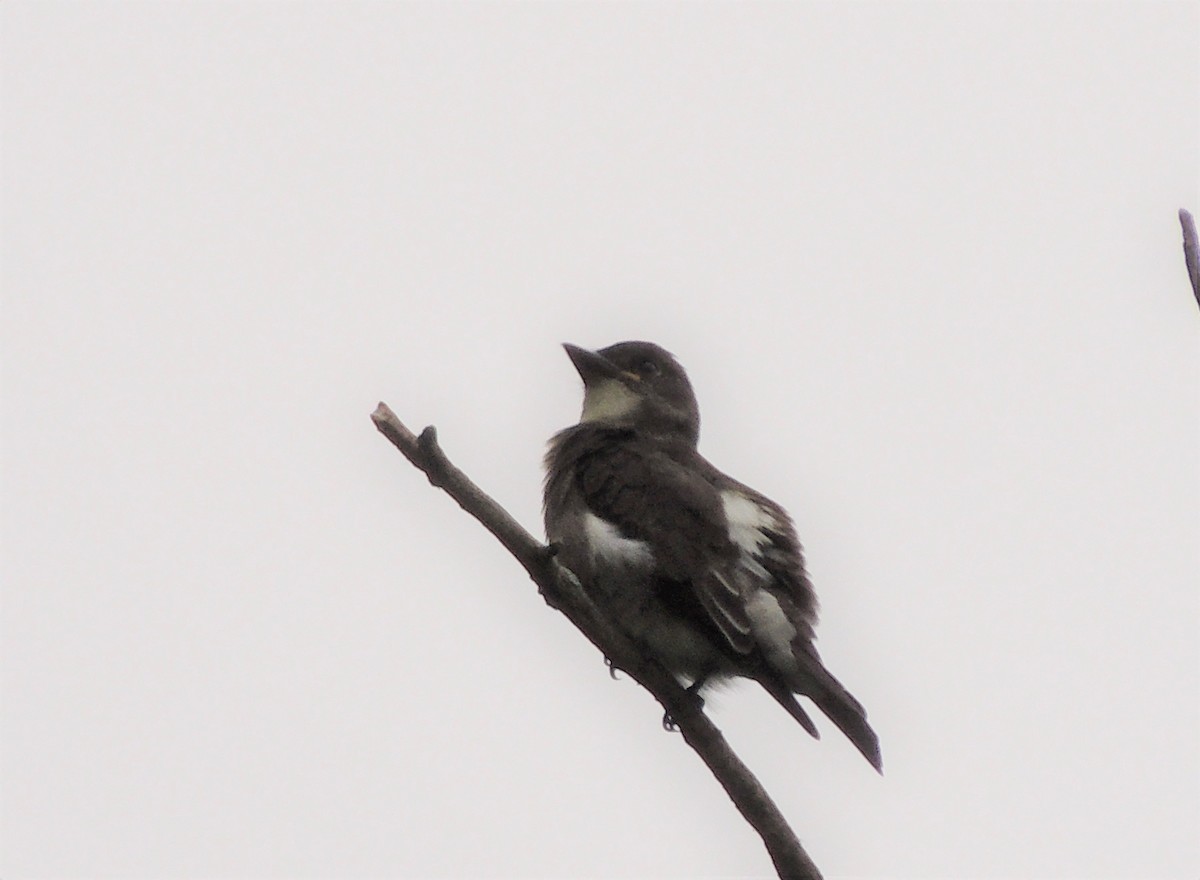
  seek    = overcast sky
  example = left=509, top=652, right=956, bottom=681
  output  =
left=4, top=3, right=1198, bottom=878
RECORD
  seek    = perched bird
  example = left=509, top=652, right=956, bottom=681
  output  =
left=543, top=341, right=881, bottom=772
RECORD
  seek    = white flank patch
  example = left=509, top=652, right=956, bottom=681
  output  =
left=745, top=591, right=800, bottom=675
left=583, top=512, right=654, bottom=568
left=580, top=380, right=640, bottom=423
left=720, top=490, right=777, bottom=556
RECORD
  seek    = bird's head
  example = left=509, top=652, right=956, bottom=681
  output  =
left=562, top=341, right=700, bottom=445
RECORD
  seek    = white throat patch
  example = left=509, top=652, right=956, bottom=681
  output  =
left=580, top=380, right=641, bottom=424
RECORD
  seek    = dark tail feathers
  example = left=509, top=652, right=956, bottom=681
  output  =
left=809, top=669, right=882, bottom=773
left=762, top=663, right=883, bottom=773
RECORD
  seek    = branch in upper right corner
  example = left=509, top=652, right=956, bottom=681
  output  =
left=1180, top=209, right=1199, bottom=311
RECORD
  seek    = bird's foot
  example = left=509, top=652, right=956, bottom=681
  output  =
left=661, top=682, right=706, bottom=732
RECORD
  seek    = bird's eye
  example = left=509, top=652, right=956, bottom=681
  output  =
left=639, top=360, right=660, bottom=377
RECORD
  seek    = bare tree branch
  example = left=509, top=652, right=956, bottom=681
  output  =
left=1181, top=208, right=1199, bottom=310
left=371, top=402, right=823, bottom=880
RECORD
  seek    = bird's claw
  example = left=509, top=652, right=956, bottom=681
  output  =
left=604, top=656, right=622, bottom=680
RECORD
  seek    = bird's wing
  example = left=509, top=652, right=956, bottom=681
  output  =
left=572, top=438, right=772, bottom=654
left=697, top=464, right=819, bottom=622
left=706, top=475, right=883, bottom=771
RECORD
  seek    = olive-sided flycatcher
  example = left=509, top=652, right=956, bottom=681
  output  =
left=543, top=341, right=881, bottom=771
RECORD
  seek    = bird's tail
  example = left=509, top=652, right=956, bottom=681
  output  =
left=761, top=658, right=882, bottom=773
left=760, top=674, right=821, bottom=739
left=803, top=661, right=882, bottom=773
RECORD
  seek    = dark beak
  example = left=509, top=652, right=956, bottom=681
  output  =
left=563, top=343, right=623, bottom=384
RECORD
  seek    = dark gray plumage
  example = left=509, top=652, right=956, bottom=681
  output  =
left=543, top=341, right=881, bottom=772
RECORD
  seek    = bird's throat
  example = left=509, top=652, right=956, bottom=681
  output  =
left=580, top=380, right=640, bottom=424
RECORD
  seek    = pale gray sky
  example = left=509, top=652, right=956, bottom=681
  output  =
left=3, top=3, right=1198, bottom=878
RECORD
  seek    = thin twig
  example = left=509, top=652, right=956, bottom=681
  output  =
left=371, top=402, right=822, bottom=880
left=1180, top=208, right=1199, bottom=311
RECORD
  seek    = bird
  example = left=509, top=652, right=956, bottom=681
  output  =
left=543, top=341, right=882, bottom=772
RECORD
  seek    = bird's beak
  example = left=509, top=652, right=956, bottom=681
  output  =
left=563, top=343, right=623, bottom=385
